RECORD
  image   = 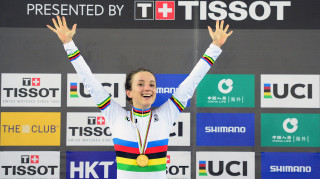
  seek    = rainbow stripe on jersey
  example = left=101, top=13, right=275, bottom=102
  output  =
left=113, top=138, right=168, bottom=172
left=202, top=54, right=215, bottom=67
left=68, top=50, right=80, bottom=61
left=170, top=96, right=185, bottom=112
left=97, top=96, right=110, bottom=110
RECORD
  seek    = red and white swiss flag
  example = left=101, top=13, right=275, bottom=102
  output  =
left=97, top=116, right=105, bottom=125
left=30, top=155, right=39, bottom=163
left=167, top=155, right=171, bottom=163
left=156, top=1, right=175, bottom=20
left=32, top=78, right=40, bottom=86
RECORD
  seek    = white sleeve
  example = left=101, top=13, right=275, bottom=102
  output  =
left=64, top=41, right=126, bottom=127
left=158, top=44, right=222, bottom=126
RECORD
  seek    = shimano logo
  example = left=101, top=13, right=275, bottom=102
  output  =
left=205, top=126, right=246, bottom=133
left=157, top=87, right=177, bottom=94
left=270, top=166, right=312, bottom=173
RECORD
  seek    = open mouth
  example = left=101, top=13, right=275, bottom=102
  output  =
left=142, top=94, right=152, bottom=99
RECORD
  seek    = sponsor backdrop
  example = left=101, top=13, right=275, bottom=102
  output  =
left=0, top=0, right=320, bottom=179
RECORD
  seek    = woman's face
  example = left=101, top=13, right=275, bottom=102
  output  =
left=126, top=71, right=157, bottom=109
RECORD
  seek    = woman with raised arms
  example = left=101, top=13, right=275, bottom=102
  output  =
left=47, top=16, right=232, bottom=179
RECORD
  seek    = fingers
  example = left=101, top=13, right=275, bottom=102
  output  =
left=216, top=20, right=219, bottom=30
left=57, top=15, right=63, bottom=27
left=46, top=25, right=57, bottom=33
left=220, top=20, right=224, bottom=29
left=52, top=18, right=59, bottom=29
left=71, top=24, right=77, bottom=33
left=227, top=30, right=233, bottom=37
left=62, top=16, right=67, bottom=27
left=224, top=24, right=229, bottom=32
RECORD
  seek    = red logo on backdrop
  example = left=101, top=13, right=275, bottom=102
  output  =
left=156, top=1, right=175, bottom=20
left=97, top=116, right=105, bottom=125
left=32, top=78, right=40, bottom=86
left=167, top=155, right=170, bottom=163
left=30, top=155, right=39, bottom=163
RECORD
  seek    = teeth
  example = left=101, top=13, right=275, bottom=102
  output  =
left=143, top=94, right=151, bottom=97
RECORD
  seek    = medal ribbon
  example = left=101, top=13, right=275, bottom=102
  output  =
left=130, top=109, right=152, bottom=154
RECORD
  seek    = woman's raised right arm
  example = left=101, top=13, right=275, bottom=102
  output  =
left=47, top=16, right=125, bottom=126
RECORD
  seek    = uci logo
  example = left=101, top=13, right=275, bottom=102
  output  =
left=283, top=118, right=298, bottom=133
left=218, top=79, right=233, bottom=94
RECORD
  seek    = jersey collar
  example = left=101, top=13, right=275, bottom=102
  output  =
left=132, top=106, right=151, bottom=117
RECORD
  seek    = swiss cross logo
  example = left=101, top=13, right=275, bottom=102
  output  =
left=32, top=78, right=40, bottom=86
left=31, top=155, right=39, bottom=163
left=97, top=116, right=105, bottom=125
left=156, top=1, right=175, bottom=20
left=167, top=155, right=171, bottom=163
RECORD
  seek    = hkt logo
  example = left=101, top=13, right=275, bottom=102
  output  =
left=68, top=116, right=111, bottom=137
left=198, top=160, right=248, bottom=176
left=66, top=151, right=117, bottom=179
left=283, top=118, right=298, bottom=133
left=264, top=83, right=312, bottom=99
left=218, top=79, right=233, bottom=94
left=69, top=161, right=114, bottom=178
left=135, top=1, right=175, bottom=20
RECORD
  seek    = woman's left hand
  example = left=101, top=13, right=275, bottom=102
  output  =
left=208, top=20, right=233, bottom=47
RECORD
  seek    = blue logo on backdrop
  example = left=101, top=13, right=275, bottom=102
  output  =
left=153, top=74, right=189, bottom=107
left=66, top=151, right=117, bottom=179
left=196, top=113, right=255, bottom=146
left=261, top=152, right=320, bottom=179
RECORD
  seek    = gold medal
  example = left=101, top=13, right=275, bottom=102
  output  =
left=136, top=154, right=149, bottom=167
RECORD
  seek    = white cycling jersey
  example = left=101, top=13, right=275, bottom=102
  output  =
left=64, top=41, right=222, bottom=179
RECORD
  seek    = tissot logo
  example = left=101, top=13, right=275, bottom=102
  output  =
left=67, top=74, right=126, bottom=107
left=67, top=113, right=113, bottom=146
left=135, top=1, right=175, bottom=20
left=261, top=75, right=320, bottom=108
left=1, top=74, right=61, bottom=107
left=21, top=155, right=39, bottom=164
left=22, top=78, right=40, bottom=86
left=166, top=151, right=191, bottom=179
left=0, top=151, right=60, bottom=178
left=88, top=116, right=106, bottom=125
left=135, top=1, right=291, bottom=21
left=196, top=152, right=254, bottom=179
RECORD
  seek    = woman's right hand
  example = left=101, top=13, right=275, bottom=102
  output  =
left=47, top=16, right=77, bottom=44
